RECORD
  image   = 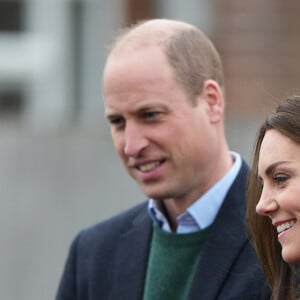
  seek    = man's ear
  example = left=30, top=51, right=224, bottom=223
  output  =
left=199, top=79, right=224, bottom=123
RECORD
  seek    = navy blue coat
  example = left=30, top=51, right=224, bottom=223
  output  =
left=56, top=161, right=270, bottom=300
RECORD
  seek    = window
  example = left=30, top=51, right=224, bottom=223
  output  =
left=0, top=0, right=23, bottom=32
left=0, top=0, right=24, bottom=118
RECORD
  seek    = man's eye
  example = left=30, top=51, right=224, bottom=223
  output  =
left=109, top=117, right=124, bottom=127
left=143, top=111, right=160, bottom=118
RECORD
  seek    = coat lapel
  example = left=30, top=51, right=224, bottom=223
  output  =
left=189, top=162, right=249, bottom=299
left=112, top=205, right=153, bottom=300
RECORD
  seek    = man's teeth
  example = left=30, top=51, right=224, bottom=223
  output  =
left=139, top=161, right=160, bottom=172
left=276, top=220, right=296, bottom=234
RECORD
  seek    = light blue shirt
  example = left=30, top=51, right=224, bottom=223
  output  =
left=148, top=152, right=242, bottom=234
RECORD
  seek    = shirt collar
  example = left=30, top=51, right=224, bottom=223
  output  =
left=148, top=152, right=242, bottom=233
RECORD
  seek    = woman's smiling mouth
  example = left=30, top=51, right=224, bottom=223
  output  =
left=276, top=220, right=296, bottom=234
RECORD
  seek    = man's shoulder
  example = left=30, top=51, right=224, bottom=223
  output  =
left=74, top=201, right=150, bottom=248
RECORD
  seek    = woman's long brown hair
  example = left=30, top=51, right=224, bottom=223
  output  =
left=247, top=95, right=300, bottom=300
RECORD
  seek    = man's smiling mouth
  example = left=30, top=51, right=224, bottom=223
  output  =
left=138, top=161, right=163, bottom=172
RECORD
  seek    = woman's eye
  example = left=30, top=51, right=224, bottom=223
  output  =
left=273, top=173, right=289, bottom=184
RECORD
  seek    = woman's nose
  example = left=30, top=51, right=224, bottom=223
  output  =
left=256, top=188, right=279, bottom=216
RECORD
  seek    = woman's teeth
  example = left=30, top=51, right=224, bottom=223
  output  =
left=276, top=220, right=296, bottom=234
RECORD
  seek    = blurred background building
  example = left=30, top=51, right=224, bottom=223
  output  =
left=1, top=0, right=300, bottom=299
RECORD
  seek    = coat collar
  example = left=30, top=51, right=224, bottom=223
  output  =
left=112, top=204, right=152, bottom=300
left=188, top=161, right=249, bottom=299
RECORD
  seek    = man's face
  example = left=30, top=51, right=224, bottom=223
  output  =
left=103, top=46, right=219, bottom=204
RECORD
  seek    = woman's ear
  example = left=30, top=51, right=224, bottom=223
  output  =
left=199, top=79, right=225, bottom=123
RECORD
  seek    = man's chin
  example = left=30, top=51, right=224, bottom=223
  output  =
left=142, top=187, right=173, bottom=200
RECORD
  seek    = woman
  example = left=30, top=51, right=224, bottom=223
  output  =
left=247, top=95, right=300, bottom=300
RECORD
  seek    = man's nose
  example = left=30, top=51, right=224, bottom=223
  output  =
left=256, top=188, right=279, bottom=217
left=123, top=123, right=149, bottom=156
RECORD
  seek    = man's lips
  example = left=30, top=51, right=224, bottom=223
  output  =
left=129, top=159, right=165, bottom=172
left=138, top=161, right=161, bottom=172
left=273, top=219, right=296, bottom=234
left=137, top=160, right=165, bottom=172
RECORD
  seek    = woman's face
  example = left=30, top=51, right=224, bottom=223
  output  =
left=256, top=129, right=300, bottom=263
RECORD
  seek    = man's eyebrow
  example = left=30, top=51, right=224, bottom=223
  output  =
left=135, top=103, right=168, bottom=111
left=105, top=103, right=168, bottom=117
left=104, top=110, right=122, bottom=121
left=104, top=111, right=114, bottom=119
left=104, top=106, right=120, bottom=117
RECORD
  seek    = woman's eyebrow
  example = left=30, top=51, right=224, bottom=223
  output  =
left=264, top=161, right=291, bottom=176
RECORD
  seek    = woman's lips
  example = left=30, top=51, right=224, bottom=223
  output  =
left=274, top=219, right=296, bottom=234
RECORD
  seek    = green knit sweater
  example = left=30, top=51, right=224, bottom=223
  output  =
left=143, top=225, right=209, bottom=300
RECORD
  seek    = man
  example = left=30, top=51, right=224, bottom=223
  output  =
left=56, top=19, right=270, bottom=299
